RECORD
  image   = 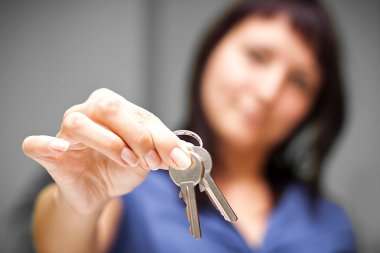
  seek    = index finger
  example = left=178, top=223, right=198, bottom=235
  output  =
left=142, top=116, right=192, bottom=169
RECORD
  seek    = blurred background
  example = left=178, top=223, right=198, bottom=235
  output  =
left=0, top=0, right=379, bottom=252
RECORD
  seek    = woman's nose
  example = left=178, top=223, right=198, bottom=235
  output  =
left=252, top=65, right=285, bottom=105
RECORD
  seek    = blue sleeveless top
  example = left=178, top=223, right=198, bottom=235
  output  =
left=109, top=170, right=356, bottom=253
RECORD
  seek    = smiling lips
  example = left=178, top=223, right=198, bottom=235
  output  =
left=237, top=105, right=266, bottom=126
left=236, top=94, right=266, bottom=126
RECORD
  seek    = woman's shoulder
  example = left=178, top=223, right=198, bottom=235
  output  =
left=283, top=183, right=353, bottom=230
left=271, top=183, right=356, bottom=251
left=286, top=184, right=350, bottom=221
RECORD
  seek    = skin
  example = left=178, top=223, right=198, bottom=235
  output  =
left=23, top=14, right=321, bottom=252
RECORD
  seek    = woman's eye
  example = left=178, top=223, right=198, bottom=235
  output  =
left=246, top=48, right=268, bottom=64
left=289, top=73, right=311, bottom=92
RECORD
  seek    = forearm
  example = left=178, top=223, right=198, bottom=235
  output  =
left=33, top=184, right=103, bottom=253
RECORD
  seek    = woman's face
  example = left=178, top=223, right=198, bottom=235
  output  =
left=201, top=14, right=321, bottom=151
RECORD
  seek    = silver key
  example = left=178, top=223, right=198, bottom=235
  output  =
left=192, top=146, right=238, bottom=223
left=169, top=152, right=204, bottom=239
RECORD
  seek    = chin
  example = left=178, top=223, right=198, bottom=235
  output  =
left=221, top=125, right=264, bottom=150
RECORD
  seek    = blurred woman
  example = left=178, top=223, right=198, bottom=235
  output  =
left=22, top=0, right=356, bottom=252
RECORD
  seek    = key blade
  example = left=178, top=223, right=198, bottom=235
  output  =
left=198, top=162, right=206, bottom=192
left=180, top=183, right=202, bottom=239
left=191, top=146, right=237, bottom=222
left=202, top=175, right=238, bottom=223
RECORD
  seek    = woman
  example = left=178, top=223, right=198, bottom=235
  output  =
left=22, top=0, right=356, bottom=252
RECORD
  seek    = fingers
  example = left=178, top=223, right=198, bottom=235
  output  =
left=143, top=116, right=192, bottom=169
left=22, top=135, right=70, bottom=159
left=22, top=135, right=73, bottom=180
left=88, top=96, right=191, bottom=170
left=59, top=111, right=139, bottom=168
left=89, top=97, right=160, bottom=167
left=58, top=88, right=192, bottom=170
left=180, top=140, right=194, bottom=149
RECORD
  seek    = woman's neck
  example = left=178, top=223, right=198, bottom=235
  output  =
left=211, top=138, right=273, bottom=210
left=211, top=139, right=274, bottom=248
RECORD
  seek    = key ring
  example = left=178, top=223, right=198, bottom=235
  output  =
left=173, top=130, right=203, bottom=148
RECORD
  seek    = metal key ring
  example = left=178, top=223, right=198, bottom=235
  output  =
left=173, top=130, right=203, bottom=148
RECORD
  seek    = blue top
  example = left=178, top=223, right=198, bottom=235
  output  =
left=110, top=170, right=356, bottom=253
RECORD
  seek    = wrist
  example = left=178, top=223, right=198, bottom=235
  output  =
left=52, top=185, right=107, bottom=218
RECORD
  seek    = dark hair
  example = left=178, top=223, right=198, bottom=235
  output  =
left=185, top=0, right=345, bottom=203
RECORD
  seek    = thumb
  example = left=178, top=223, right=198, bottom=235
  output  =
left=22, top=135, right=70, bottom=168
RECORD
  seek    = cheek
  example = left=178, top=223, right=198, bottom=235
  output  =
left=201, top=65, right=239, bottom=139
left=205, top=45, right=250, bottom=94
left=268, top=93, right=312, bottom=144
left=201, top=46, right=250, bottom=128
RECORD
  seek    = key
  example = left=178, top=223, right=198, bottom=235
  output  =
left=192, top=146, right=238, bottom=223
left=169, top=152, right=204, bottom=239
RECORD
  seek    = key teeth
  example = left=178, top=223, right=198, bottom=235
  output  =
left=186, top=202, right=201, bottom=239
left=183, top=189, right=201, bottom=239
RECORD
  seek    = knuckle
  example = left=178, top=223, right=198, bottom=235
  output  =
left=94, top=96, right=122, bottom=117
left=63, top=109, right=71, bottom=120
left=90, top=88, right=113, bottom=99
left=133, top=109, right=156, bottom=124
left=105, top=137, right=123, bottom=151
left=63, top=104, right=81, bottom=119
left=134, top=130, right=152, bottom=149
left=62, top=112, right=86, bottom=132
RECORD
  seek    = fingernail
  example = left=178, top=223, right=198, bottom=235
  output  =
left=144, top=150, right=161, bottom=169
left=121, top=147, right=139, bottom=167
left=170, top=147, right=191, bottom=169
left=139, top=159, right=149, bottom=171
left=49, top=139, right=70, bottom=152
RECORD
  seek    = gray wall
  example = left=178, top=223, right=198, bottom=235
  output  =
left=0, top=0, right=379, bottom=252
left=322, top=1, right=380, bottom=251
